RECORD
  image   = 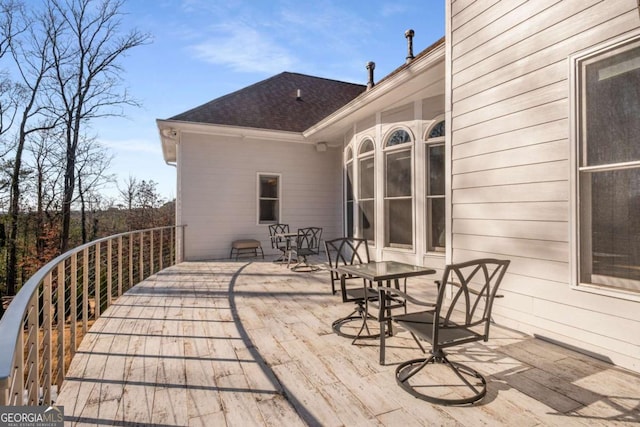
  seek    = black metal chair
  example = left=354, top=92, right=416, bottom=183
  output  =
left=268, top=223, right=290, bottom=263
left=287, top=227, right=322, bottom=271
left=379, top=258, right=510, bottom=405
left=324, top=238, right=379, bottom=340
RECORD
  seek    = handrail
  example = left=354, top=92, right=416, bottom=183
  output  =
left=0, top=225, right=186, bottom=405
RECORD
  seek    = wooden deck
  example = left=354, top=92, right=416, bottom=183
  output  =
left=56, top=259, right=640, bottom=426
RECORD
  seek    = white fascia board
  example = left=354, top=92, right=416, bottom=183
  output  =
left=156, top=119, right=308, bottom=163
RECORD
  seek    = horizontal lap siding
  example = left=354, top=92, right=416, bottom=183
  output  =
left=180, top=134, right=342, bottom=260
left=449, top=0, right=640, bottom=371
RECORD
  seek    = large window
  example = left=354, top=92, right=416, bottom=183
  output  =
left=358, top=139, right=375, bottom=242
left=258, top=174, right=280, bottom=224
left=345, top=148, right=354, bottom=238
left=576, top=36, right=640, bottom=295
left=384, top=128, right=413, bottom=249
left=425, top=121, right=445, bottom=252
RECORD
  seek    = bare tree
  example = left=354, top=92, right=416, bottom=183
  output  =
left=26, top=129, right=63, bottom=261
left=3, top=3, right=59, bottom=296
left=45, top=0, right=150, bottom=252
left=74, top=135, right=114, bottom=242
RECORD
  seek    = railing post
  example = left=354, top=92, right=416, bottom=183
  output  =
left=94, top=243, right=101, bottom=319
left=43, top=273, right=52, bottom=404
left=107, top=239, right=113, bottom=307
left=118, top=235, right=123, bottom=297
left=70, top=253, right=77, bottom=359
left=57, top=263, right=65, bottom=390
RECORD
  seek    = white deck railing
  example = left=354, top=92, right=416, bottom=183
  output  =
left=0, top=225, right=185, bottom=406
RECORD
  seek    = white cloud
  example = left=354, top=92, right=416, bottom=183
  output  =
left=100, top=138, right=159, bottom=154
left=189, top=23, right=297, bottom=74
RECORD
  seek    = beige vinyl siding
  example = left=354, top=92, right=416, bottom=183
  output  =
left=179, top=133, right=342, bottom=260
left=448, top=0, right=640, bottom=372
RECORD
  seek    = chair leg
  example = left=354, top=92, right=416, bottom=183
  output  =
left=331, top=302, right=380, bottom=340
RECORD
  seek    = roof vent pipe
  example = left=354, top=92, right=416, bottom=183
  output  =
left=405, top=29, right=415, bottom=63
left=366, top=61, right=375, bottom=90
left=296, top=89, right=302, bottom=100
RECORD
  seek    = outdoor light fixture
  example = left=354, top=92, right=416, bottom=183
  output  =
left=161, top=128, right=178, bottom=138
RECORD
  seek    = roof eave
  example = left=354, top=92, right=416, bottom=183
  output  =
left=157, top=119, right=309, bottom=164
left=303, top=40, right=446, bottom=142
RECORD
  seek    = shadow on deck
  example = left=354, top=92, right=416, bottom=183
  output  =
left=56, top=259, right=640, bottom=426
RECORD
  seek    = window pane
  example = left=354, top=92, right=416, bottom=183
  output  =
left=429, top=198, right=445, bottom=250
left=386, top=129, right=412, bottom=147
left=386, top=150, right=411, bottom=197
left=429, top=121, right=445, bottom=138
left=386, top=199, right=412, bottom=247
left=260, top=176, right=278, bottom=198
left=580, top=168, right=640, bottom=289
left=346, top=162, right=354, bottom=201
left=360, top=139, right=374, bottom=154
left=359, top=157, right=375, bottom=199
left=428, top=144, right=445, bottom=195
left=259, top=200, right=278, bottom=222
left=346, top=200, right=354, bottom=238
left=584, top=45, right=640, bottom=166
left=359, top=200, right=375, bottom=242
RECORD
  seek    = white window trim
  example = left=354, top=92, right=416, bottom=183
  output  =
left=357, top=137, right=376, bottom=244
left=424, top=118, right=446, bottom=255
left=344, top=146, right=355, bottom=237
left=256, top=172, right=281, bottom=226
left=569, top=29, right=640, bottom=302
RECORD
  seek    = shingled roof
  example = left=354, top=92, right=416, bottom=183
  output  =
left=169, top=72, right=366, bottom=132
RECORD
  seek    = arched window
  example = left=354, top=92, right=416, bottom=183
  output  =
left=358, top=138, right=375, bottom=242
left=345, top=147, right=354, bottom=237
left=425, top=120, right=445, bottom=252
left=384, top=128, right=413, bottom=249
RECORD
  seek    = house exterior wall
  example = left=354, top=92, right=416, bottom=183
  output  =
left=177, top=132, right=343, bottom=260
left=447, top=0, right=640, bottom=372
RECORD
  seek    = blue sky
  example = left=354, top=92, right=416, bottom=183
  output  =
left=97, top=0, right=445, bottom=200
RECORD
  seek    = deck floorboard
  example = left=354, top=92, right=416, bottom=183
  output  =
left=56, top=259, right=640, bottom=426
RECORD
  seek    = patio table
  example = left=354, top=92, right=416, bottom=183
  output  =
left=336, top=261, right=436, bottom=364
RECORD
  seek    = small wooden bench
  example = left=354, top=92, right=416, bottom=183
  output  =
left=230, top=239, right=264, bottom=260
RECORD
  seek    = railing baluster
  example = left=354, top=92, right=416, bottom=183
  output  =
left=14, top=324, right=23, bottom=405
left=159, top=228, right=164, bottom=271
left=57, top=263, right=65, bottom=390
left=43, top=274, right=52, bottom=404
left=129, top=234, right=134, bottom=290
left=150, top=230, right=154, bottom=275
left=83, top=248, right=89, bottom=334
left=95, top=243, right=101, bottom=319
left=70, top=253, right=77, bottom=359
left=107, top=239, right=113, bottom=307
left=27, top=292, right=38, bottom=405
left=118, top=236, right=123, bottom=297
left=0, top=226, right=183, bottom=407
left=139, top=232, right=144, bottom=283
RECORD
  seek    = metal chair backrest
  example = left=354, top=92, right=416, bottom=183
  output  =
left=268, top=223, right=289, bottom=250
left=324, top=238, right=370, bottom=294
left=296, top=227, right=322, bottom=255
left=433, top=258, right=510, bottom=350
